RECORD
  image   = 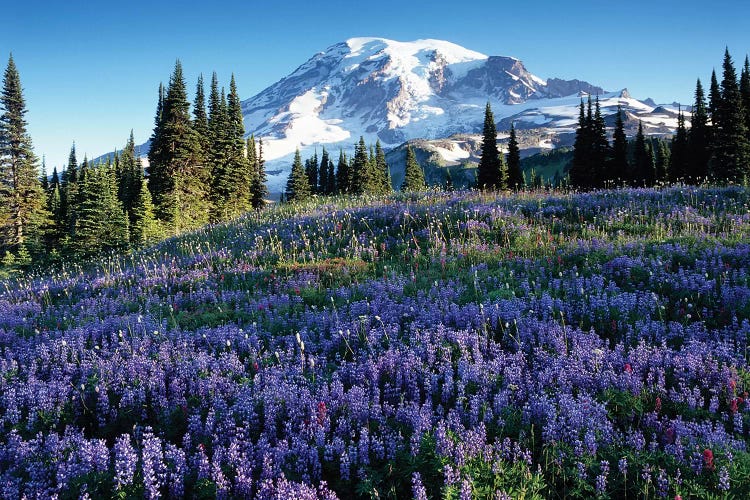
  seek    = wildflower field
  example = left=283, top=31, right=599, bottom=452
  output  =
left=3, top=187, right=750, bottom=499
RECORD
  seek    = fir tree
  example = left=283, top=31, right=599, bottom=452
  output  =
left=118, top=131, right=142, bottom=224
left=654, top=138, right=671, bottom=183
left=477, top=102, right=503, bottom=189
left=709, top=69, right=721, bottom=124
left=250, top=137, right=268, bottom=209
left=193, top=74, right=209, bottom=156
left=318, top=148, right=329, bottom=194
left=570, top=99, right=592, bottom=188
left=305, top=151, right=319, bottom=194
left=0, top=54, right=49, bottom=257
left=326, top=154, right=336, bottom=195
left=713, top=48, right=750, bottom=182
left=610, top=106, right=629, bottom=184
left=590, top=98, right=611, bottom=187
left=688, top=79, right=711, bottom=182
left=670, top=109, right=689, bottom=182
left=633, top=122, right=654, bottom=187
left=374, top=140, right=392, bottom=194
left=40, top=157, right=48, bottom=192
left=225, top=74, right=250, bottom=216
left=401, top=145, right=425, bottom=192
left=350, top=137, right=369, bottom=194
left=130, top=178, right=161, bottom=246
left=506, top=123, right=523, bottom=189
left=148, top=60, right=207, bottom=232
left=286, top=148, right=311, bottom=202
left=336, top=149, right=350, bottom=194
left=741, top=56, right=750, bottom=141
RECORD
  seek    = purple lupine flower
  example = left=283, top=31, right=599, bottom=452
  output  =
left=411, top=472, right=428, bottom=500
left=113, top=434, right=137, bottom=489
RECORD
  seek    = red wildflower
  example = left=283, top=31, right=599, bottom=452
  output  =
left=655, top=397, right=662, bottom=413
left=730, top=398, right=739, bottom=414
left=624, top=363, right=632, bottom=374
left=317, top=401, right=327, bottom=426
left=703, top=449, right=715, bottom=470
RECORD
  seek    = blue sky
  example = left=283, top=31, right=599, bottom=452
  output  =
left=3, top=0, right=749, bottom=169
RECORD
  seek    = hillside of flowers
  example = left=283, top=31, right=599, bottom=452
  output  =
left=2, top=186, right=750, bottom=498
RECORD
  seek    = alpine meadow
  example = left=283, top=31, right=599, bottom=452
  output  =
left=3, top=7, right=750, bottom=498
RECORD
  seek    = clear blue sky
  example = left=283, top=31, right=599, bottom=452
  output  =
left=4, top=0, right=748, bottom=169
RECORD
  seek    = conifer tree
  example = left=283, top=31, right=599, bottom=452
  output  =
left=688, top=79, right=711, bottom=182
left=590, top=98, right=610, bottom=187
left=350, top=137, right=369, bottom=194
left=326, top=155, right=335, bottom=195
left=670, top=110, right=689, bottom=182
left=148, top=60, right=207, bottom=232
left=336, top=149, right=350, bottom=194
left=610, top=106, right=629, bottom=184
left=633, top=122, right=654, bottom=187
left=401, top=145, right=426, bottom=192
left=740, top=56, right=750, bottom=140
left=713, top=48, right=750, bottom=182
left=0, top=54, right=49, bottom=257
left=709, top=70, right=721, bottom=124
left=318, top=147, right=329, bottom=194
left=118, top=131, right=141, bottom=224
left=654, top=138, right=670, bottom=183
left=40, top=157, right=48, bottom=192
left=130, top=178, right=161, bottom=246
left=570, top=99, right=592, bottom=188
left=250, top=137, right=268, bottom=209
left=506, top=123, right=523, bottom=189
left=374, top=140, right=392, bottom=194
left=193, top=74, right=209, bottom=156
left=477, top=102, right=502, bottom=189
left=305, top=151, right=319, bottom=194
left=286, top=148, right=311, bottom=202
left=225, top=74, right=250, bottom=216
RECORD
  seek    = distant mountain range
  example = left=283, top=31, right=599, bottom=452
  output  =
left=123, top=38, right=689, bottom=191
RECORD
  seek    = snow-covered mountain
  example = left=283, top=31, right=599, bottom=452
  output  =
left=239, top=37, right=684, bottom=191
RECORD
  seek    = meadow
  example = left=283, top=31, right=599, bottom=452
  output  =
left=2, top=186, right=750, bottom=498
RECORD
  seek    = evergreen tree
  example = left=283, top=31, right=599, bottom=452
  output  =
left=148, top=60, right=207, bottom=232
left=709, top=69, right=721, bottom=124
left=610, top=106, right=629, bottom=184
left=318, top=148, right=329, bottom=194
left=633, top=122, right=654, bottom=187
left=570, top=99, right=592, bottom=188
left=225, top=74, right=250, bottom=216
left=374, top=140, right=392, bottom=194
left=670, top=109, right=689, bottom=182
left=193, top=74, right=209, bottom=156
left=71, top=164, right=128, bottom=256
left=336, top=149, right=350, bottom=194
left=118, top=131, right=142, bottom=224
left=305, top=151, right=319, bottom=194
left=0, top=54, right=49, bottom=257
left=590, top=98, right=611, bottom=187
left=476, top=102, right=503, bottom=189
left=741, top=56, right=750, bottom=140
left=250, top=137, right=268, bottom=209
left=688, top=79, right=711, bottom=182
left=506, top=123, right=523, bottom=189
left=40, top=157, right=48, bottom=192
left=350, top=137, right=369, bottom=194
left=130, top=178, right=161, bottom=246
left=713, top=48, right=750, bottom=182
left=286, top=148, right=311, bottom=202
left=326, top=154, right=336, bottom=195
left=401, top=145, right=426, bottom=192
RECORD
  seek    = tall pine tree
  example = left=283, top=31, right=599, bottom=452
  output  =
left=590, top=98, right=611, bottom=187
left=350, top=137, right=369, bottom=194
left=688, top=79, right=711, bottom=182
left=610, top=106, right=629, bottom=184
left=249, top=136, right=268, bottom=209
left=336, top=149, right=350, bottom=194
left=570, top=99, right=592, bottom=188
left=740, top=56, right=750, bottom=141
left=670, top=109, right=689, bottom=182
left=401, top=145, right=426, bottom=192
left=506, top=123, right=523, bottom=189
left=477, top=102, right=503, bottom=189
left=633, top=122, right=654, bottom=187
left=0, top=54, right=49, bottom=257
left=286, top=148, right=311, bottom=202
left=713, top=48, right=750, bottom=182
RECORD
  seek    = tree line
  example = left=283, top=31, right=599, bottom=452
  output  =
left=284, top=138, right=426, bottom=202
left=0, top=58, right=269, bottom=271
left=568, top=48, right=750, bottom=189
